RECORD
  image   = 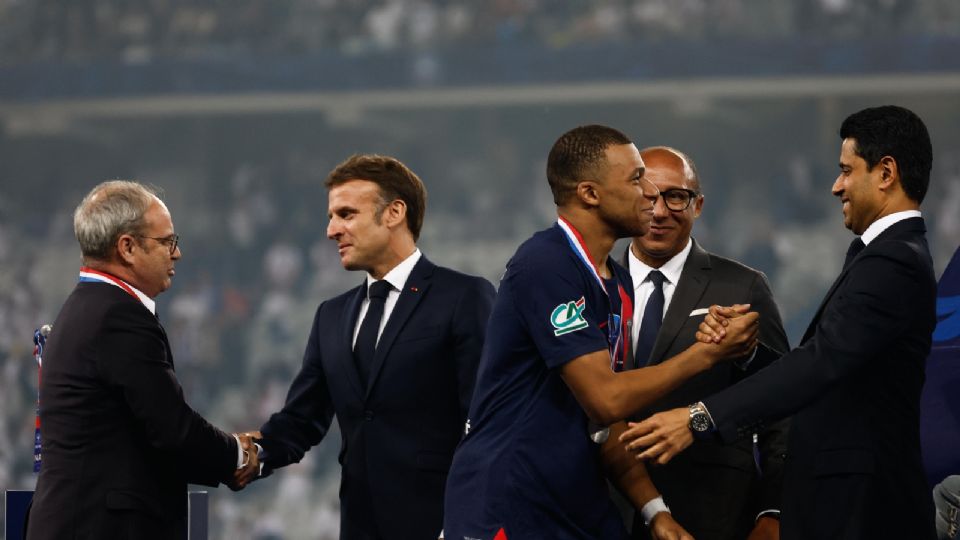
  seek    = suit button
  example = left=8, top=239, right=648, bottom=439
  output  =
left=364, top=410, right=374, bottom=421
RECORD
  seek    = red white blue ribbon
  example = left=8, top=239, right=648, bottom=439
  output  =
left=78, top=267, right=154, bottom=314
left=556, top=217, right=634, bottom=371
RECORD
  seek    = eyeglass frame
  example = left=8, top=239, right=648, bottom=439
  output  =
left=137, top=234, right=180, bottom=255
left=656, top=188, right=701, bottom=211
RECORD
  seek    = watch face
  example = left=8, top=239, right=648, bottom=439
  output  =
left=690, top=412, right=711, bottom=432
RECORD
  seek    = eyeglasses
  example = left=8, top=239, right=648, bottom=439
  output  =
left=657, top=188, right=700, bottom=211
left=138, top=234, right=180, bottom=255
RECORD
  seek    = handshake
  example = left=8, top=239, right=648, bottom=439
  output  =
left=229, top=430, right=263, bottom=491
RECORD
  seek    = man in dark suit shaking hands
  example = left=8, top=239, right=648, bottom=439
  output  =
left=26, top=181, right=259, bottom=540
left=248, top=154, right=496, bottom=540
left=623, top=106, right=938, bottom=539
left=621, top=147, right=789, bottom=540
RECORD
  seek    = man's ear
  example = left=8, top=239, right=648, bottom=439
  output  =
left=382, top=199, right=408, bottom=229
left=878, top=156, right=899, bottom=191
left=576, top=181, right=601, bottom=208
left=116, top=234, right=138, bottom=264
left=692, top=194, right=704, bottom=219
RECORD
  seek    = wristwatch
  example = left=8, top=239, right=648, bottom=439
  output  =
left=688, top=402, right=713, bottom=434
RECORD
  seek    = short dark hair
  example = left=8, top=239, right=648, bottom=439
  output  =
left=325, top=154, right=428, bottom=241
left=547, top=125, right=633, bottom=205
left=840, top=105, right=932, bottom=203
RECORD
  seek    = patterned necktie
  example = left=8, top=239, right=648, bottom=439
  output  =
left=354, top=280, right=393, bottom=385
left=843, top=238, right=866, bottom=270
left=634, top=270, right=666, bottom=369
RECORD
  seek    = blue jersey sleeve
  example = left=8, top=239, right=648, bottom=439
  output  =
left=505, top=248, right=611, bottom=370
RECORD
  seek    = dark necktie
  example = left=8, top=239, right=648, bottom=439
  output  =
left=634, top=270, right=666, bottom=368
left=843, top=238, right=866, bottom=270
left=354, top=280, right=392, bottom=385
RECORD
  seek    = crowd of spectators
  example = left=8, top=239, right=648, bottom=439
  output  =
left=1, top=99, right=959, bottom=540
left=1, top=0, right=959, bottom=65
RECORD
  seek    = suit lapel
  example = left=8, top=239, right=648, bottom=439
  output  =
left=650, top=241, right=711, bottom=364
left=364, top=257, right=435, bottom=399
left=341, top=283, right=367, bottom=398
left=801, top=217, right=926, bottom=343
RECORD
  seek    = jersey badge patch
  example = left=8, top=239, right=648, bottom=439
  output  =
left=551, top=297, right=588, bottom=336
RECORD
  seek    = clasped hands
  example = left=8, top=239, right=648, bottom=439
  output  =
left=619, top=304, right=759, bottom=465
left=228, top=430, right=263, bottom=491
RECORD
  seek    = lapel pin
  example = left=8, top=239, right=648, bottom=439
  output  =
left=410, top=286, right=419, bottom=292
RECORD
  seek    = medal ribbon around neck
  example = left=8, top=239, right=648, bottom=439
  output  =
left=79, top=266, right=142, bottom=303
left=556, top=217, right=634, bottom=371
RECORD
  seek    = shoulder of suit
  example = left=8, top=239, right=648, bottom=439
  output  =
left=76, top=282, right=151, bottom=314
left=701, top=251, right=767, bottom=280
left=863, top=235, right=933, bottom=272
left=319, top=283, right=365, bottom=308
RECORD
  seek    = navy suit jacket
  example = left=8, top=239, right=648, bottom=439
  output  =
left=623, top=241, right=789, bottom=540
left=704, top=217, right=937, bottom=539
left=26, top=283, right=238, bottom=540
left=259, top=256, right=495, bottom=540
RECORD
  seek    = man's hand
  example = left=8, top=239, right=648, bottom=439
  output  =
left=695, top=304, right=749, bottom=344
left=696, top=306, right=759, bottom=363
left=619, top=407, right=692, bottom=465
left=650, top=512, right=695, bottom=540
left=747, top=516, right=780, bottom=540
left=228, top=432, right=262, bottom=491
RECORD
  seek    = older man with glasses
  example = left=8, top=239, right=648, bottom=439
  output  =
left=618, top=147, right=790, bottom=540
left=25, top=180, right=258, bottom=540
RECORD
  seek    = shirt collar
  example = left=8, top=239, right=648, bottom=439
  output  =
left=627, top=238, right=692, bottom=289
left=860, top=210, right=922, bottom=246
left=365, top=249, right=422, bottom=295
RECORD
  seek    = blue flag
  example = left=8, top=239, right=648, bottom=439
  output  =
left=921, top=245, right=960, bottom=486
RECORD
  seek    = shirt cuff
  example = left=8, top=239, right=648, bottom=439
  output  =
left=757, top=509, right=780, bottom=521
left=699, top=401, right=718, bottom=431
left=641, top=496, right=670, bottom=527
left=233, top=435, right=245, bottom=469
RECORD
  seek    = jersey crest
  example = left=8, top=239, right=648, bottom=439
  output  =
left=551, top=297, right=588, bottom=336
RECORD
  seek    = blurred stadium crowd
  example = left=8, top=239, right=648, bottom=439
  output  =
left=0, top=0, right=959, bottom=64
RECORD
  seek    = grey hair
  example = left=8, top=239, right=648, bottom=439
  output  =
left=73, top=180, right=160, bottom=260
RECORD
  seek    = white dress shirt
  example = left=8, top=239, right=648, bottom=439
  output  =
left=860, top=209, right=922, bottom=246
left=352, top=249, right=423, bottom=348
left=627, top=239, right=692, bottom=350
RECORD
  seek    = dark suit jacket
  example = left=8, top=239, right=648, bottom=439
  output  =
left=623, top=241, right=790, bottom=540
left=259, top=256, right=495, bottom=540
left=26, top=282, right=238, bottom=540
left=705, top=217, right=938, bottom=539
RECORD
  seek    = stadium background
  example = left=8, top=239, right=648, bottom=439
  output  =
left=1, top=1, right=960, bottom=537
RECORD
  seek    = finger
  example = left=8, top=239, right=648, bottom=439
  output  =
left=701, top=315, right=726, bottom=337
left=637, top=441, right=670, bottom=461
left=618, top=421, right=654, bottom=443
left=625, top=431, right=664, bottom=452
left=694, top=330, right=713, bottom=344
left=732, top=303, right=751, bottom=314
left=655, top=448, right=676, bottom=465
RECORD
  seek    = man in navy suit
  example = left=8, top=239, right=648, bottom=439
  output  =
left=623, top=106, right=938, bottom=539
left=247, top=154, right=496, bottom=540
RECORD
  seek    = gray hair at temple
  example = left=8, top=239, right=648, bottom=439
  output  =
left=73, top=180, right=159, bottom=261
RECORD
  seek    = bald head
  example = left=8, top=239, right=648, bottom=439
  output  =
left=639, top=146, right=700, bottom=193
